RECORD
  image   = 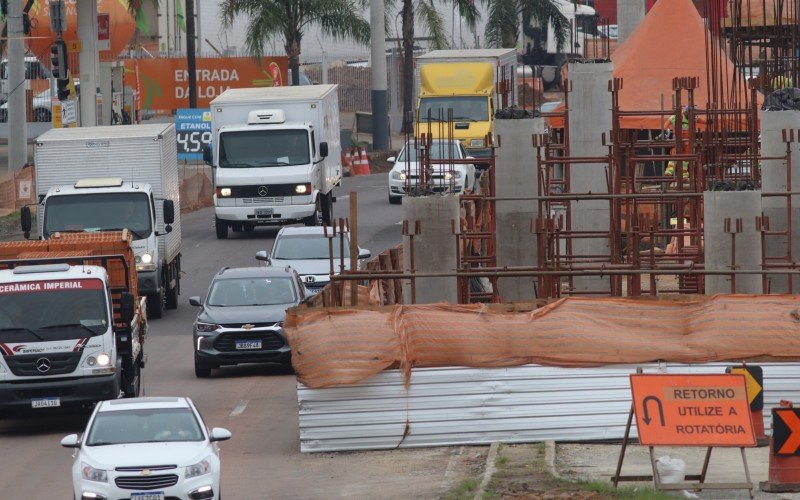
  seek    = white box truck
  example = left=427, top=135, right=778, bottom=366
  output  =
left=205, top=85, right=342, bottom=238
left=24, top=124, right=182, bottom=319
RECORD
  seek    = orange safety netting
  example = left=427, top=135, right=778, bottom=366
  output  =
left=286, top=295, right=800, bottom=388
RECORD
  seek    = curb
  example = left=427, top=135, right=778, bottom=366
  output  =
left=474, top=441, right=500, bottom=500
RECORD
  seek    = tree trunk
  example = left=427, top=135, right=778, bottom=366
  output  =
left=286, top=33, right=301, bottom=86
left=401, top=0, right=414, bottom=133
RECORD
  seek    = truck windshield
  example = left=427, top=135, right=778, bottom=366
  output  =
left=219, top=129, right=310, bottom=168
left=0, top=279, right=108, bottom=341
left=43, top=192, right=152, bottom=240
left=418, top=96, right=489, bottom=122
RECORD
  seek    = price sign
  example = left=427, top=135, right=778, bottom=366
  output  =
left=176, top=108, right=212, bottom=160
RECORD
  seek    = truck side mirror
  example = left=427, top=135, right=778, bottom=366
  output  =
left=120, top=292, right=135, bottom=324
left=319, top=142, right=329, bottom=158
left=20, top=206, right=32, bottom=239
left=163, top=200, right=175, bottom=224
left=202, top=145, right=213, bottom=165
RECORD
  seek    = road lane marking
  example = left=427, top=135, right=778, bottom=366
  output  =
left=230, top=400, right=248, bottom=417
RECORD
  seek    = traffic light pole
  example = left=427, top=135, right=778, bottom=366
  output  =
left=8, top=0, right=27, bottom=170
left=76, top=0, right=99, bottom=126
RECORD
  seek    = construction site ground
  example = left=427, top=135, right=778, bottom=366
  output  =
left=438, top=441, right=793, bottom=500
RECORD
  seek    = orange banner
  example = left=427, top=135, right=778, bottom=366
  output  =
left=122, top=57, right=289, bottom=111
left=630, top=374, right=756, bottom=447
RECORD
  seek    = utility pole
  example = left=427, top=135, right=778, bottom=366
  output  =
left=186, top=0, right=197, bottom=108
left=370, top=0, right=389, bottom=150
left=77, top=0, right=99, bottom=126
left=8, top=0, right=27, bottom=170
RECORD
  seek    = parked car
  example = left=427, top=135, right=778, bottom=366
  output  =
left=0, top=81, right=80, bottom=122
left=266, top=226, right=371, bottom=294
left=61, top=396, right=231, bottom=500
left=387, top=139, right=476, bottom=204
left=190, top=263, right=307, bottom=377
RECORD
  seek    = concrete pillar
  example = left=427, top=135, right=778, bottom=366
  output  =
left=617, top=0, right=646, bottom=44
left=760, top=110, right=800, bottom=293
left=370, top=0, right=389, bottom=150
left=494, top=117, right=543, bottom=301
left=567, top=61, right=613, bottom=293
left=704, top=191, right=763, bottom=294
left=77, top=0, right=99, bottom=126
left=402, top=196, right=459, bottom=303
left=7, top=0, right=26, bottom=170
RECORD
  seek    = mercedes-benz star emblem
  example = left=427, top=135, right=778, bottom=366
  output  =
left=35, top=357, right=51, bottom=373
left=257, top=186, right=269, bottom=197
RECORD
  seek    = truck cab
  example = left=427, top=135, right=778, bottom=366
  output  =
left=25, top=178, right=176, bottom=319
left=415, top=62, right=495, bottom=162
left=0, top=261, right=141, bottom=413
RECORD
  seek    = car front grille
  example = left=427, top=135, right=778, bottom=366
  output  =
left=213, top=331, right=285, bottom=352
left=218, top=322, right=278, bottom=329
left=115, top=473, right=179, bottom=490
left=4, top=352, right=82, bottom=376
left=241, top=197, right=286, bottom=205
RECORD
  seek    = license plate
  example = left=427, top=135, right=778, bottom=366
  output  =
left=255, top=208, right=273, bottom=217
left=235, top=339, right=262, bottom=350
left=131, top=492, right=165, bottom=500
left=31, top=397, right=60, bottom=408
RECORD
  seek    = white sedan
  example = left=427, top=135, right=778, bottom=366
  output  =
left=387, top=139, right=476, bottom=204
left=62, top=396, right=231, bottom=500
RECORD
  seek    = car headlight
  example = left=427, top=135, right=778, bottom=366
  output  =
left=390, top=171, right=406, bottom=181
left=470, top=139, right=485, bottom=147
left=217, top=187, right=232, bottom=197
left=195, top=322, right=219, bottom=333
left=185, top=459, right=211, bottom=479
left=140, top=253, right=153, bottom=264
left=295, top=184, right=309, bottom=194
left=82, top=463, right=108, bottom=483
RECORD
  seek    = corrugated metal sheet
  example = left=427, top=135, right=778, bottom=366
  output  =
left=298, top=363, right=800, bottom=453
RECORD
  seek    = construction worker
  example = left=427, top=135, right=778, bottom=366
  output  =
left=664, top=159, right=690, bottom=182
left=663, top=105, right=693, bottom=184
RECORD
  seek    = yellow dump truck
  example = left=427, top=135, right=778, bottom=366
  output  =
left=414, top=49, right=517, bottom=163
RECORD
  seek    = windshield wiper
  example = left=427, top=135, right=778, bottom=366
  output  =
left=0, top=327, right=45, bottom=341
left=258, top=161, right=291, bottom=167
left=106, top=227, right=145, bottom=240
left=221, top=162, right=261, bottom=168
left=38, top=323, right=102, bottom=335
left=452, top=116, right=477, bottom=122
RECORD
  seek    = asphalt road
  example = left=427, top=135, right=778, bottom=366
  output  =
left=0, top=174, right=484, bottom=499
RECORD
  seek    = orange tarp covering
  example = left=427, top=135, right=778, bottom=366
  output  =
left=548, top=0, right=760, bottom=130
left=286, top=295, right=800, bottom=388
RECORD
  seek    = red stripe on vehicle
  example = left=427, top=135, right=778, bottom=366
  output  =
left=0, top=342, right=12, bottom=356
left=73, top=338, right=89, bottom=352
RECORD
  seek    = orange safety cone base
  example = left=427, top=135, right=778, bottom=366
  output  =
left=761, top=437, right=800, bottom=492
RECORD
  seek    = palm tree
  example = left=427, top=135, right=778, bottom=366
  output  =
left=390, top=0, right=479, bottom=133
left=219, top=0, right=371, bottom=86
left=483, top=0, right=569, bottom=50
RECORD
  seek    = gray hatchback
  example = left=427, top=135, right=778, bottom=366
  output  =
left=189, top=263, right=307, bottom=377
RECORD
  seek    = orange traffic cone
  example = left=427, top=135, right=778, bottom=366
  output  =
left=761, top=402, right=800, bottom=492
left=358, top=147, right=371, bottom=175
left=341, top=150, right=352, bottom=177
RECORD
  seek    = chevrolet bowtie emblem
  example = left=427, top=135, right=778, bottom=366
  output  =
left=242, top=324, right=255, bottom=330
left=141, top=469, right=152, bottom=476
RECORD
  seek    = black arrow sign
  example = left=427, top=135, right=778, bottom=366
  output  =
left=642, top=396, right=666, bottom=426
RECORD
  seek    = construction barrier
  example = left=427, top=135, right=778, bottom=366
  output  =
left=761, top=402, right=800, bottom=492
left=349, top=147, right=371, bottom=176
left=285, top=294, right=800, bottom=389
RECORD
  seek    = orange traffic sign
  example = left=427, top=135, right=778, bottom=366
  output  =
left=630, top=374, right=756, bottom=447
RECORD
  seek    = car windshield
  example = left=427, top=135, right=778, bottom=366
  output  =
left=43, top=192, right=152, bottom=240
left=86, top=408, right=204, bottom=446
left=397, top=142, right=464, bottom=162
left=207, top=277, right=297, bottom=307
left=0, top=279, right=108, bottom=341
left=418, top=96, right=489, bottom=122
left=272, top=234, right=350, bottom=260
left=219, top=129, right=310, bottom=168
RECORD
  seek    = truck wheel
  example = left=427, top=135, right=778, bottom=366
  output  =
left=165, top=284, right=178, bottom=310
left=321, top=192, right=334, bottom=226
left=303, top=197, right=322, bottom=226
left=148, top=291, right=163, bottom=319
left=215, top=217, right=228, bottom=239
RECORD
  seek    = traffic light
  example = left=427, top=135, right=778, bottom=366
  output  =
left=50, top=41, right=70, bottom=100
